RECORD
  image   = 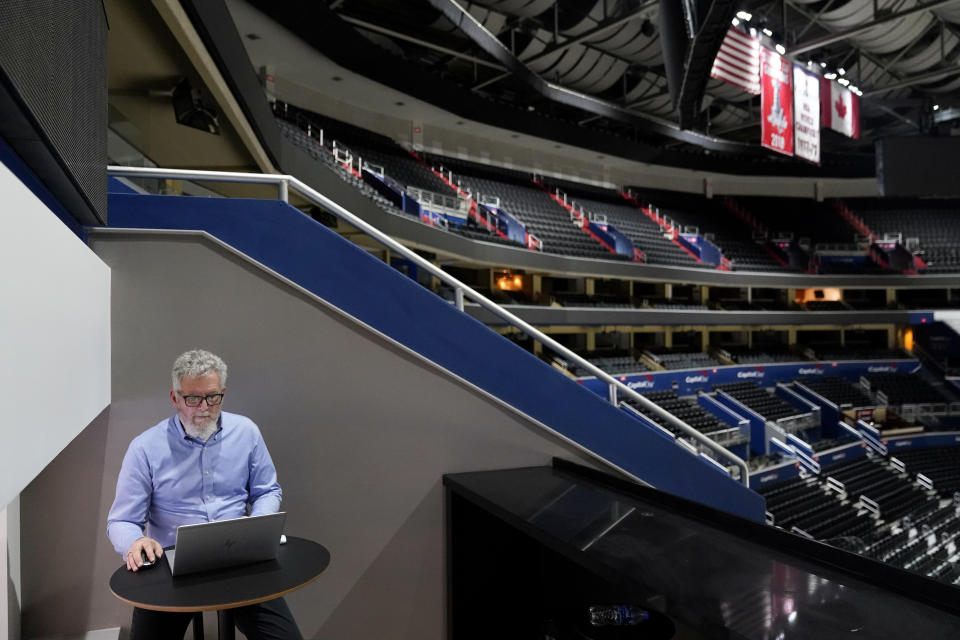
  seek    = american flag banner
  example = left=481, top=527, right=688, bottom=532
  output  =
left=710, top=27, right=761, bottom=94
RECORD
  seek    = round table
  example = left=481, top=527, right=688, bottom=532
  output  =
left=110, top=536, right=329, bottom=639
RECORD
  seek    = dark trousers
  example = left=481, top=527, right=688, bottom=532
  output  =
left=130, top=597, right=302, bottom=640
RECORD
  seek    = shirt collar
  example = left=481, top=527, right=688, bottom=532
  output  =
left=168, top=413, right=225, bottom=443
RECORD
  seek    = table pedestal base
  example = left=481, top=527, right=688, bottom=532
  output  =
left=217, top=609, right=236, bottom=640
left=192, top=612, right=204, bottom=640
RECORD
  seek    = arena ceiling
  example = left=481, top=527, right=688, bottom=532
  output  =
left=248, top=0, right=960, bottom=176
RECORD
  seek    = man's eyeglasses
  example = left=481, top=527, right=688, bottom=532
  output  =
left=178, top=392, right=225, bottom=407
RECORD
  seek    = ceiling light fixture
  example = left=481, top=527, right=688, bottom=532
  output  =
left=838, top=68, right=846, bottom=76
left=824, top=72, right=837, bottom=80
left=736, top=11, right=752, bottom=21
left=838, top=77, right=850, bottom=86
left=763, top=28, right=773, bottom=37
left=731, top=17, right=740, bottom=26
left=775, top=44, right=786, bottom=55
left=820, top=61, right=827, bottom=68
left=934, top=104, right=941, bottom=111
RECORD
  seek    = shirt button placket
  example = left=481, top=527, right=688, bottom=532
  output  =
left=201, top=445, right=213, bottom=518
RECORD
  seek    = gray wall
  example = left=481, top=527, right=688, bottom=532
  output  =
left=18, top=230, right=597, bottom=639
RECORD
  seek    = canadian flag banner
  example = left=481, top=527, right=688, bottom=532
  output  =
left=710, top=27, right=761, bottom=94
left=760, top=48, right=794, bottom=156
left=821, top=78, right=860, bottom=139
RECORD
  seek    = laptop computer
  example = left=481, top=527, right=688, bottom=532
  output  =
left=165, top=512, right=287, bottom=576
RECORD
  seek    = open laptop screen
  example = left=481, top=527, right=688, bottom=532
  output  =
left=166, top=512, right=287, bottom=576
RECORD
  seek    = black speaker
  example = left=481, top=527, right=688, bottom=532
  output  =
left=172, top=78, right=221, bottom=135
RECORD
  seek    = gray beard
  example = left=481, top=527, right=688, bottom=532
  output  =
left=181, top=417, right=218, bottom=442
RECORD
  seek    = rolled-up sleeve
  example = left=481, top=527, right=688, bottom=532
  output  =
left=106, top=441, right=152, bottom=555
left=247, top=430, right=282, bottom=516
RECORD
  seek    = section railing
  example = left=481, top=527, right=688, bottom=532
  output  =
left=106, top=165, right=750, bottom=486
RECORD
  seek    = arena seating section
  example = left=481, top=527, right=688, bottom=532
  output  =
left=423, top=155, right=628, bottom=261
left=714, top=381, right=806, bottom=421
left=629, top=187, right=790, bottom=271
left=845, top=198, right=960, bottom=273
left=278, top=112, right=519, bottom=249
left=624, top=390, right=745, bottom=446
left=798, top=376, right=874, bottom=407
left=814, top=347, right=909, bottom=360
left=646, top=349, right=722, bottom=370
left=759, top=471, right=875, bottom=542
left=864, top=373, right=952, bottom=405
left=538, top=177, right=708, bottom=268
left=890, top=447, right=960, bottom=495
left=277, top=105, right=960, bottom=276
left=552, top=293, right=633, bottom=308
left=273, top=101, right=960, bottom=591
left=759, top=449, right=960, bottom=587
left=727, top=347, right=798, bottom=364
left=276, top=102, right=960, bottom=278
left=738, top=196, right=859, bottom=247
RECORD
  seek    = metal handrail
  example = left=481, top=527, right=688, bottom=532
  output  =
left=106, top=165, right=750, bottom=486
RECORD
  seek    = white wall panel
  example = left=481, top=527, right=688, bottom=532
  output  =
left=0, top=162, right=110, bottom=510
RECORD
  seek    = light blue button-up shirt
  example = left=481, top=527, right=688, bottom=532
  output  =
left=106, top=411, right=282, bottom=555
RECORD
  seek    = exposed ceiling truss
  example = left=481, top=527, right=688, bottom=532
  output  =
left=312, top=0, right=960, bottom=165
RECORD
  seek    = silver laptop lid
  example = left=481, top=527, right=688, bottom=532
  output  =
left=168, top=512, right=286, bottom=576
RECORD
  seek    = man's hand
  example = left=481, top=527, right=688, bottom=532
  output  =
left=125, top=537, right=163, bottom=572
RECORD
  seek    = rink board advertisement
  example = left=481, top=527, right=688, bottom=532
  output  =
left=578, top=360, right=920, bottom=398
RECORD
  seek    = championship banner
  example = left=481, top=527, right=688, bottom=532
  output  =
left=760, top=48, right=793, bottom=156
left=793, top=66, right=821, bottom=164
left=710, top=27, right=761, bottom=94
left=821, top=78, right=860, bottom=139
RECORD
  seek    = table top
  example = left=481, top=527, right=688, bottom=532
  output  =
left=109, top=536, right=330, bottom=612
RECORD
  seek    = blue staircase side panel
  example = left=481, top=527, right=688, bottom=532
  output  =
left=697, top=393, right=748, bottom=431
left=106, top=193, right=765, bottom=521
left=715, top=392, right=767, bottom=455
left=775, top=385, right=818, bottom=413
left=792, top=383, right=840, bottom=438
left=107, top=177, right=140, bottom=195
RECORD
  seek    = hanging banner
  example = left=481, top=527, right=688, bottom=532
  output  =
left=821, top=78, right=860, bottom=139
left=760, top=48, right=793, bottom=156
left=793, top=66, right=821, bottom=164
left=710, top=27, right=761, bottom=94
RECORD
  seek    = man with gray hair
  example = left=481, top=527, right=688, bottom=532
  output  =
left=107, top=349, right=301, bottom=639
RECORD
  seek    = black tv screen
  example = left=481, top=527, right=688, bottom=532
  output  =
left=877, top=136, right=960, bottom=198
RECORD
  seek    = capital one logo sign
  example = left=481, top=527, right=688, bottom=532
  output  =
left=627, top=375, right=656, bottom=390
